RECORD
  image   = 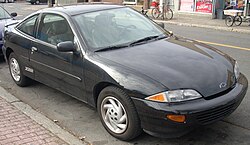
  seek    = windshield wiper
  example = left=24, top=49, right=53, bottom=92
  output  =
left=95, top=35, right=168, bottom=52
left=129, top=35, right=167, bottom=46
left=95, top=44, right=129, bottom=52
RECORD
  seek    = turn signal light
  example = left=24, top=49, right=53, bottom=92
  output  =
left=145, top=93, right=166, bottom=102
left=166, top=115, right=186, bottom=123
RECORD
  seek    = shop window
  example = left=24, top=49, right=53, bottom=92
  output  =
left=179, top=0, right=195, bottom=12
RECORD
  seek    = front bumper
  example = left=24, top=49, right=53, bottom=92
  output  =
left=132, top=74, right=248, bottom=138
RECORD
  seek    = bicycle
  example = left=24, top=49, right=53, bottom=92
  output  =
left=224, top=9, right=249, bottom=27
left=151, top=2, right=173, bottom=20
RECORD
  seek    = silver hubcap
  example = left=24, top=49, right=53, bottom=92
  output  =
left=10, top=58, right=21, bottom=82
left=101, top=96, right=128, bottom=134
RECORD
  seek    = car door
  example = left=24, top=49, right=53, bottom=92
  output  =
left=29, top=13, right=86, bottom=101
left=13, top=14, right=39, bottom=79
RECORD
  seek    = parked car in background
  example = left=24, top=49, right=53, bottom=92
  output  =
left=0, top=0, right=14, bottom=3
left=2, top=4, right=248, bottom=141
left=26, top=0, right=47, bottom=4
left=0, top=6, right=16, bottom=56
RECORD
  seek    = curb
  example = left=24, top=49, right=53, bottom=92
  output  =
left=154, top=20, right=250, bottom=34
left=0, top=86, right=87, bottom=145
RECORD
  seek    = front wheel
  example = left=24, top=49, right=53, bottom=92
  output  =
left=151, top=8, right=160, bottom=19
left=234, top=16, right=242, bottom=26
left=97, top=86, right=142, bottom=141
left=9, top=53, right=31, bottom=87
left=225, top=16, right=234, bottom=27
left=164, top=8, right=173, bottom=20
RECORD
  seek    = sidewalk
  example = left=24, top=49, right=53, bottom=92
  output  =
left=0, top=87, right=86, bottom=145
left=130, top=5, right=250, bottom=34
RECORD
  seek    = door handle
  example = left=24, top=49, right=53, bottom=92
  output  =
left=31, top=47, right=38, bottom=52
left=31, top=47, right=38, bottom=54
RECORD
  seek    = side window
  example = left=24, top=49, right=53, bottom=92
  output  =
left=37, top=14, right=74, bottom=46
left=17, top=15, right=38, bottom=37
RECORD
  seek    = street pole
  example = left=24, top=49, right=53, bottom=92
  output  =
left=48, top=0, right=53, bottom=7
left=243, top=0, right=248, bottom=17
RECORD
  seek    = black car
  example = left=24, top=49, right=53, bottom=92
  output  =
left=2, top=4, right=248, bottom=141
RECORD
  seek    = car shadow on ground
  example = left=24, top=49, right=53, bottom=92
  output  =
left=0, top=56, right=5, bottom=63
left=130, top=124, right=232, bottom=144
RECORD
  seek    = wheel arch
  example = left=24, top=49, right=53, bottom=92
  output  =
left=93, top=82, right=121, bottom=108
left=5, top=47, right=14, bottom=63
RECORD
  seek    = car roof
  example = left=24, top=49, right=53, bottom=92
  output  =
left=39, top=4, right=125, bottom=16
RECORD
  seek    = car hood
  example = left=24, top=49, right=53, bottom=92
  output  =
left=97, top=36, right=236, bottom=98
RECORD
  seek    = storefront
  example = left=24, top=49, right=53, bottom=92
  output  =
left=178, top=0, right=213, bottom=13
left=176, top=0, right=249, bottom=18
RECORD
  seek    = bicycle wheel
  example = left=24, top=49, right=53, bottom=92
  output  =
left=164, top=8, right=173, bottom=20
left=225, top=16, right=234, bottom=27
left=247, top=18, right=250, bottom=26
left=151, top=8, right=160, bottom=19
left=234, top=16, right=242, bottom=26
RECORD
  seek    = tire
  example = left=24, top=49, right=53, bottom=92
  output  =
left=97, top=86, right=142, bottom=141
left=225, top=16, right=234, bottom=27
left=8, top=53, right=31, bottom=87
left=164, top=8, right=173, bottom=20
left=151, top=8, right=160, bottom=19
left=234, top=16, right=242, bottom=26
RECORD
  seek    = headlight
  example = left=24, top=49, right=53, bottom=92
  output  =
left=145, top=89, right=202, bottom=103
left=234, top=61, right=240, bottom=79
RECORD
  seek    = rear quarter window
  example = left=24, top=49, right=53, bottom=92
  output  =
left=17, top=14, right=38, bottom=37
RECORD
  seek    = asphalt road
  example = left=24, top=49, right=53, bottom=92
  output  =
left=0, top=2, right=250, bottom=145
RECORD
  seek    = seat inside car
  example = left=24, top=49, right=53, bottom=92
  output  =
left=47, top=21, right=74, bottom=45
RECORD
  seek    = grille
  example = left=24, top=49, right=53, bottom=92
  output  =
left=196, top=103, right=235, bottom=125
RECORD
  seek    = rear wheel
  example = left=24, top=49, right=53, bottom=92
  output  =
left=164, top=8, right=173, bottom=20
left=151, top=8, right=160, bottom=19
left=225, top=16, right=234, bottom=27
left=97, top=86, right=142, bottom=141
left=234, top=16, right=242, bottom=26
left=9, top=53, right=31, bottom=87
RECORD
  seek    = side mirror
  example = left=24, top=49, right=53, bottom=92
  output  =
left=10, top=13, right=17, bottom=17
left=157, top=22, right=165, bottom=29
left=57, top=41, right=76, bottom=52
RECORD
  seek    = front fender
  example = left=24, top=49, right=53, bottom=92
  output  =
left=86, top=54, right=168, bottom=99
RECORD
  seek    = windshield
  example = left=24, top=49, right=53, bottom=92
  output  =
left=73, top=7, right=169, bottom=51
left=0, top=7, right=11, bottom=20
